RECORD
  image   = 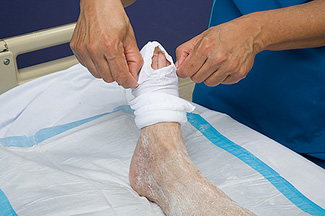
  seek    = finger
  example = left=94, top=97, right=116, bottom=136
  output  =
left=221, top=57, right=253, bottom=84
left=203, top=68, right=229, bottom=86
left=90, top=55, right=113, bottom=81
left=74, top=41, right=101, bottom=78
left=127, top=54, right=143, bottom=81
left=177, top=41, right=208, bottom=78
left=70, top=22, right=86, bottom=68
left=151, top=52, right=158, bottom=70
left=221, top=68, right=247, bottom=84
left=221, top=75, right=240, bottom=84
left=86, top=43, right=115, bottom=82
left=124, top=29, right=143, bottom=81
left=190, top=57, right=222, bottom=83
left=69, top=17, right=81, bottom=52
left=175, top=44, right=189, bottom=69
left=71, top=20, right=101, bottom=79
left=106, top=45, right=138, bottom=88
left=80, top=50, right=102, bottom=78
left=157, top=51, right=169, bottom=69
left=125, top=49, right=143, bottom=81
left=175, top=34, right=202, bottom=69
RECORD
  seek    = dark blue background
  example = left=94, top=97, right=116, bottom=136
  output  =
left=0, top=0, right=213, bottom=68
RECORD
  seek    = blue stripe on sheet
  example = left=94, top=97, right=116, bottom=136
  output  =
left=0, top=105, right=133, bottom=148
left=0, top=114, right=106, bottom=147
left=0, top=105, right=134, bottom=215
left=0, top=189, right=17, bottom=216
left=187, top=112, right=325, bottom=216
left=0, top=106, right=324, bottom=215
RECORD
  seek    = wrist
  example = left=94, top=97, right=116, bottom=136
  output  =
left=234, top=12, right=268, bottom=54
left=244, top=11, right=280, bottom=52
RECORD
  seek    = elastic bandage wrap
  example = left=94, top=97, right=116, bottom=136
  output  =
left=129, top=41, right=195, bottom=129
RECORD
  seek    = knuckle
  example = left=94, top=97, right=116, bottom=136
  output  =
left=210, top=57, right=223, bottom=67
left=115, top=73, right=127, bottom=84
left=102, top=76, right=114, bottom=83
left=208, top=51, right=227, bottom=67
left=191, top=76, right=202, bottom=83
left=175, top=46, right=182, bottom=53
left=138, top=57, right=144, bottom=67
left=204, top=79, right=216, bottom=87
left=176, top=45, right=185, bottom=54
left=236, top=68, right=248, bottom=79
left=73, top=43, right=86, bottom=55
left=92, top=73, right=101, bottom=79
left=104, top=40, right=114, bottom=50
left=229, top=72, right=246, bottom=84
left=215, top=50, right=228, bottom=63
left=103, top=36, right=118, bottom=50
left=224, top=62, right=238, bottom=73
left=77, top=47, right=87, bottom=57
left=86, top=42, right=97, bottom=54
left=201, top=36, right=213, bottom=48
left=104, top=40, right=121, bottom=60
left=69, top=41, right=76, bottom=50
left=90, top=71, right=101, bottom=79
left=200, top=41, right=212, bottom=53
left=224, top=76, right=238, bottom=84
left=239, top=71, right=248, bottom=79
left=180, top=69, right=192, bottom=78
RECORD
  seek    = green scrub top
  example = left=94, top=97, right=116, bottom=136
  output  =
left=192, top=0, right=325, bottom=168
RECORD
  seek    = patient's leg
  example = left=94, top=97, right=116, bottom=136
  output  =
left=129, top=49, right=254, bottom=215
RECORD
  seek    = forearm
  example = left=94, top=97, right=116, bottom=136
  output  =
left=245, top=0, right=325, bottom=51
left=80, top=0, right=135, bottom=8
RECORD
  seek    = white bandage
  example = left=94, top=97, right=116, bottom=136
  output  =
left=129, top=41, right=195, bottom=129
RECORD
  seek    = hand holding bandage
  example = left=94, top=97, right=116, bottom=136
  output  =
left=70, top=0, right=142, bottom=89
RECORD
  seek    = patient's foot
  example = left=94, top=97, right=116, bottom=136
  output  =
left=129, top=46, right=254, bottom=215
left=129, top=122, right=254, bottom=215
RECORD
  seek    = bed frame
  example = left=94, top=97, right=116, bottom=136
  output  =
left=0, top=23, right=78, bottom=94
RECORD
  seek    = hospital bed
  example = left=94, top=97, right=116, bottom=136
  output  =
left=0, top=24, right=324, bottom=216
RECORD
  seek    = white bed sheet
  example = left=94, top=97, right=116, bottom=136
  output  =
left=0, top=64, right=324, bottom=215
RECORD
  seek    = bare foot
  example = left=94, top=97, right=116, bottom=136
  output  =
left=129, top=49, right=255, bottom=215
left=129, top=123, right=254, bottom=215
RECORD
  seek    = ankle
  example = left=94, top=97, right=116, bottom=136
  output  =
left=141, top=122, right=185, bottom=152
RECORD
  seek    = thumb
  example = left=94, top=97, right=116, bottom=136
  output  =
left=124, top=40, right=143, bottom=82
left=127, top=50, right=143, bottom=81
left=175, top=34, right=202, bottom=69
left=175, top=43, right=191, bottom=69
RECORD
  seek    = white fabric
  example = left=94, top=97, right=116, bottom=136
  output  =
left=0, top=63, right=324, bottom=215
left=133, top=41, right=178, bottom=97
left=0, top=64, right=129, bottom=138
left=130, top=41, right=195, bottom=129
left=0, top=110, right=318, bottom=215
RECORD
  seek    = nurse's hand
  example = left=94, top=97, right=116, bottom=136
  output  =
left=176, top=16, right=263, bottom=86
left=70, top=0, right=142, bottom=89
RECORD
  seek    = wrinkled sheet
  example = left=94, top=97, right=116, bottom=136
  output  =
left=0, top=64, right=324, bottom=215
